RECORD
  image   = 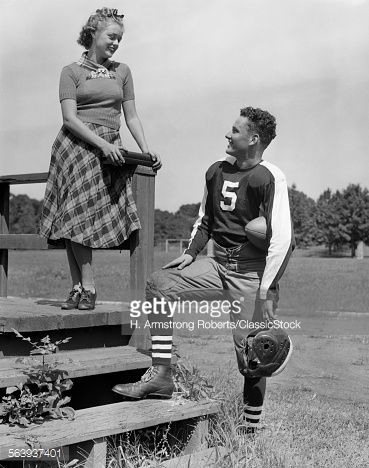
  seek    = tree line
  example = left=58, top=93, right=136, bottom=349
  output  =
left=289, top=183, right=369, bottom=255
left=8, top=183, right=369, bottom=256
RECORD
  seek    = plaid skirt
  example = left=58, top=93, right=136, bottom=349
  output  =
left=39, top=123, right=141, bottom=248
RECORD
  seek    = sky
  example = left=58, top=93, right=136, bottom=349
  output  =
left=1, top=0, right=368, bottom=212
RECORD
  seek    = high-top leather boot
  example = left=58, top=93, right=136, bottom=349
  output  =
left=112, top=365, right=174, bottom=399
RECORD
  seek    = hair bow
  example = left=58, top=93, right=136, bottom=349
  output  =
left=108, top=9, right=124, bottom=19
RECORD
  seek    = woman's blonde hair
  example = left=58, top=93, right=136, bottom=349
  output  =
left=77, top=7, right=124, bottom=49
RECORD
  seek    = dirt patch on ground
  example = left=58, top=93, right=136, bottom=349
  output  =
left=176, top=314, right=369, bottom=405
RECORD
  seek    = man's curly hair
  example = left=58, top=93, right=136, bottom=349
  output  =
left=77, top=7, right=124, bottom=50
left=240, top=107, right=277, bottom=147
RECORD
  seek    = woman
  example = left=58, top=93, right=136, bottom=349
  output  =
left=39, top=7, right=161, bottom=311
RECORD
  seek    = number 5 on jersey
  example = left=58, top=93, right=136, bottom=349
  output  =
left=220, top=181, right=239, bottom=212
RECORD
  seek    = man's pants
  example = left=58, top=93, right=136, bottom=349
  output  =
left=145, top=241, right=271, bottom=427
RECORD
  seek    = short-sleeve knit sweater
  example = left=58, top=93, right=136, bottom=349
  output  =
left=59, top=61, right=135, bottom=130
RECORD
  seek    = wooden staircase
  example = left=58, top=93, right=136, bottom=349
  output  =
left=0, top=161, right=220, bottom=467
left=0, top=309, right=219, bottom=466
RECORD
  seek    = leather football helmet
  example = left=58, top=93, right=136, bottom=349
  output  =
left=242, top=327, right=293, bottom=378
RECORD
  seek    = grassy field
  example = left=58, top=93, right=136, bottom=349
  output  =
left=7, top=249, right=369, bottom=314
left=4, top=249, right=369, bottom=467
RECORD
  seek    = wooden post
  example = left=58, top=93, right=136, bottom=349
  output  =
left=129, top=169, right=155, bottom=350
left=69, top=438, right=107, bottom=468
left=129, top=170, right=155, bottom=294
left=83, top=438, right=107, bottom=468
left=355, top=240, right=364, bottom=259
left=0, top=183, right=9, bottom=297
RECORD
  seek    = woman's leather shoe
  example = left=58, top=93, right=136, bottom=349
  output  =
left=78, top=288, right=97, bottom=310
left=61, top=289, right=81, bottom=310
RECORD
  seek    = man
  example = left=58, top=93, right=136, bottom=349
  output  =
left=113, top=106, right=294, bottom=432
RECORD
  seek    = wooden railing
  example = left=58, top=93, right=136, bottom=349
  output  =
left=0, top=153, right=156, bottom=298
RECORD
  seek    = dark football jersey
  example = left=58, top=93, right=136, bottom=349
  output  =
left=185, top=155, right=294, bottom=299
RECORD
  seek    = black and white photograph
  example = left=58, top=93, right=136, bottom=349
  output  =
left=0, top=0, right=368, bottom=466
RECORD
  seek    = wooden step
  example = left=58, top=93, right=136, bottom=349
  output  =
left=0, top=399, right=219, bottom=459
left=161, top=446, right=227, bottom=467
left=0, top=296, right=131, bottom=332
left=0, top=345, right=150, bottom=389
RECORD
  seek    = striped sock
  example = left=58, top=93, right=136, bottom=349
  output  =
left=151, top=335, right=172, bottom=366
left=243, top=405, right=263, bottom=429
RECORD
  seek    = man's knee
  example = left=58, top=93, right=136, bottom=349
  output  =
left=146, top=269, right=180, bottom=299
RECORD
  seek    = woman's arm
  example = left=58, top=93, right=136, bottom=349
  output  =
left=61, top=99, right=125, bottom=165
left=122, top=100, right=162, bottom=170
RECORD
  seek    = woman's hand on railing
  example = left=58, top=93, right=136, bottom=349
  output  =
left=99, top=145, right=161, bottom=169
left=147, top=150, right=162, bottom=171
left=100, top=142, right=126, bottom=166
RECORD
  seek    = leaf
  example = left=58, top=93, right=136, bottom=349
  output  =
left=30, top=349, right=44, bottom=355
left=59, top=379, right=73, bottom=392
left=61, top=406, right=75, bottom=421
left=11, top=328, right=23, bottom=338
left=50, top=408, right=63, bottom=418
left=56, top=396, right=71, bottom=408
left=65, top=459, right=80, bottom=467
left=6, top=386, right=19, bottom=394
left=18, top=416, right=30, bottom=427
left=45, top=394, right=58, bottom=407
left=61, top=337, right=72, bottom=344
